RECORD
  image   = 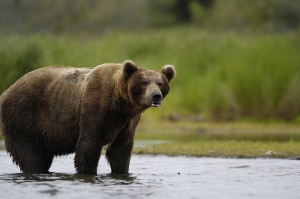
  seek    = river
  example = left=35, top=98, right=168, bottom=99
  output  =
left=0, top=141, right=300, bottom=199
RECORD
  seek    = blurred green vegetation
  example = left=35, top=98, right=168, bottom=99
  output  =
left=136, top=121, right=300, bottom=142
left=1, top=0, right=300, bottom=33
left=1, top=0, right=300, bottom=122
left=1, top=28, right=300, bottom=121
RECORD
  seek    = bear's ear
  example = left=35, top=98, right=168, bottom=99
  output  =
left=123, top=60, right=138, bottom=79
left=161, top=65, right=176, bottom=82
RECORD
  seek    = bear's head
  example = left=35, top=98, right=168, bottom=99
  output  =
left=122, top=60, right=176, bottom=109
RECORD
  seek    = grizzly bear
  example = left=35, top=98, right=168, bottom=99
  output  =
left=0, top=60, right=175, bottom=174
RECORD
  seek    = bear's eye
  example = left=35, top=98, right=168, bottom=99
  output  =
left=157, top=82, right=163, bottom=87
left=142, top=81, right=149, bottom=86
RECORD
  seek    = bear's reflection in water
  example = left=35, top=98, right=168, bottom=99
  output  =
left=3, top=172, right=136, bottom=185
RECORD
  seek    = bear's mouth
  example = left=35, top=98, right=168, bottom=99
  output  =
left=151, top=102, right=161, bottom=107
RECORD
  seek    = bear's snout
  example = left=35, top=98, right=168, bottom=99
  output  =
left=151, top=92, right=162, bottom=107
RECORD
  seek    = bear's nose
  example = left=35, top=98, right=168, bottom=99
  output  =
left=151, top=92, right=162, bottom=103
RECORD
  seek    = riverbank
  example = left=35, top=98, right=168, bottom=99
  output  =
left=133, top=140, right=300, bottom=159
left=133, top=120, right=300, bottom=159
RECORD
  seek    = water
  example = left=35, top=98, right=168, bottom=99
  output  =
left=1, top=141, right=300, bottom=199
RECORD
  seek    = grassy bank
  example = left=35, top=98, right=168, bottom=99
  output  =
left=1, top=27, right=300, bottom=121
left=134, top=121, right=300, bottom=158
left=133, top=140, right=300, bottom=159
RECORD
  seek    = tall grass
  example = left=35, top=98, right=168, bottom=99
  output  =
left=201, top=34, right=300, bottom=121
left=0, top=27, right=300, bottom=121
left=0, top=36, right=43, bottom=92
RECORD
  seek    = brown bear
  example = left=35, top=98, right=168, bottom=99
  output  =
left=0, top=60, right=175, bottom=174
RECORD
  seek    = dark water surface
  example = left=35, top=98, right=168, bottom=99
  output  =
left=1, top=141, right=300, bottom=199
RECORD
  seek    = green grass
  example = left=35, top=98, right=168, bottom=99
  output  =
left=1, top=27, right=300, bottom=121
left=133, top=121, right=300, bottom=158
left=133, top=140, right=300, bottom=159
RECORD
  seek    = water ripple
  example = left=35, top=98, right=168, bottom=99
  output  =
left=1, top=152, right=300, bottom=199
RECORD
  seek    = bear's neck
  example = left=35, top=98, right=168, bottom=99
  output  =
left=111, top=96, right=146, bottom=119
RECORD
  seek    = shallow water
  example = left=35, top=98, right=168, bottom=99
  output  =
left=1, top=141, right=300, bottom=199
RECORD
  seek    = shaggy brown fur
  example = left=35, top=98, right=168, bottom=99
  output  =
left=0, top=60, right=176, bottom=174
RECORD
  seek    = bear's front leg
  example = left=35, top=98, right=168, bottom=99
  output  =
left=105, top=120, right=137, bottom=174
left=75, top=134, right=103, bottom=175
left=106, top=139, right=134, bottom=174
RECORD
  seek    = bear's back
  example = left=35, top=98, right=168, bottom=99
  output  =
left=0, top=66, right=92, bottom=153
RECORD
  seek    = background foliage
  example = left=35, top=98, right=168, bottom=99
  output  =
left=1, top=0, right=300, bottom=33
left=1, top=0, right=300, bottom=122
